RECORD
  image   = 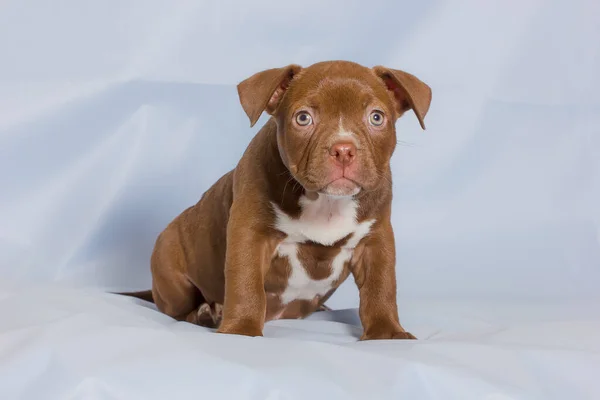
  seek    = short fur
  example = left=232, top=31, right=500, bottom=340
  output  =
left=119, top=60, right=432, bottom=340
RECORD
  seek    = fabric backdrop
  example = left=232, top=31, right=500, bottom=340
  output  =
left=0, top=0, right=599, bottom=310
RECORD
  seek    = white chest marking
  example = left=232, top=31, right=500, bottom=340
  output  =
left=273, top=194, right=365, bottom=246
left=272, top=194, right=375, bottom=304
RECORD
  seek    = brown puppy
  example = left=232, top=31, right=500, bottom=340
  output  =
left=123, top=60, right=431, bottom=340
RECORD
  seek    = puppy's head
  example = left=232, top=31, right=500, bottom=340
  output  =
left=237, top=60, right=432, bottom=197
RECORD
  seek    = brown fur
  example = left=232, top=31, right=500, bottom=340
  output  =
left=118, top=60, right=431, bottom=340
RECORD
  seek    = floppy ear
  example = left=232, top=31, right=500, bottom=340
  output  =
left=237, top=64, right=303, bottom=127
left=372, top=66, right=432, bottom=130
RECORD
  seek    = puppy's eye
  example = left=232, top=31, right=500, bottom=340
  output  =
left=295, top=112, right=312, bottom=126
left=369, top=111, right=385, bottom=126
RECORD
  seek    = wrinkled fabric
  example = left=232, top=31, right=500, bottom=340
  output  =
left=1, top=0, right=599, bottom=399
left=1, top=285, right=599, bottom=400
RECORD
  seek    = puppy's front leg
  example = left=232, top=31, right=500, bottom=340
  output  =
left=217, top=205, right=275, bottom=337
left=353, top=221, right=416, bottom=340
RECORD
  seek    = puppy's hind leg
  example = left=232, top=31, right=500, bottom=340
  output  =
left=151, top=242, right=204, bottom=324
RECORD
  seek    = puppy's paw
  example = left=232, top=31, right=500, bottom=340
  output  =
left=391, top=331, right=417, bottom=340
left=361, top=329, right=417, bottom=341
left=212, top=303, right=224, bottom=321
left=186, top=303, right=223, bottom=328
left=217, top=319, right=263, bottom=337
left=360, top=322, right=417, bottom=341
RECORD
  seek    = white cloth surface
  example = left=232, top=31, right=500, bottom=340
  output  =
left=1, top=0, right=599, bottom=399
left=0, top=284, right=599, bottom=400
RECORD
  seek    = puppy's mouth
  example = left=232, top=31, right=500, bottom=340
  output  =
left=318, top=177, right=361, bottom=197
left=289, top=166, right=364, bottom=198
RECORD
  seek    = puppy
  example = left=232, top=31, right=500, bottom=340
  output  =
left=121, top=60, right=431, bottom=340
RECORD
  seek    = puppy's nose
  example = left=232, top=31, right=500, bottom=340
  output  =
left=329, top=142, right=356, bottom=167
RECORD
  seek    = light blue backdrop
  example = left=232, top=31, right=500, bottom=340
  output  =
left=0, top=0, right=598, bottom=309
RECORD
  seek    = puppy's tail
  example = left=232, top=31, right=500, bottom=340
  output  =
left=113, top=290, right=155, bottom=303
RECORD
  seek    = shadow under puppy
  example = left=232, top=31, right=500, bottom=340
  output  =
left=119, top=60, right=432, bottom=340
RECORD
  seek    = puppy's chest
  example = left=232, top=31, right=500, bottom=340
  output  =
left=268, top=195, right=375, bottom=305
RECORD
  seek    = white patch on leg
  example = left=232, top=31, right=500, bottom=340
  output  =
left=272, top=193, right=375, bottom=305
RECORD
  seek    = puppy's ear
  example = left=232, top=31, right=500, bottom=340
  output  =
left=237, top=64, right=302, bottom=127
left=373, top=66, right=432, bottom=130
